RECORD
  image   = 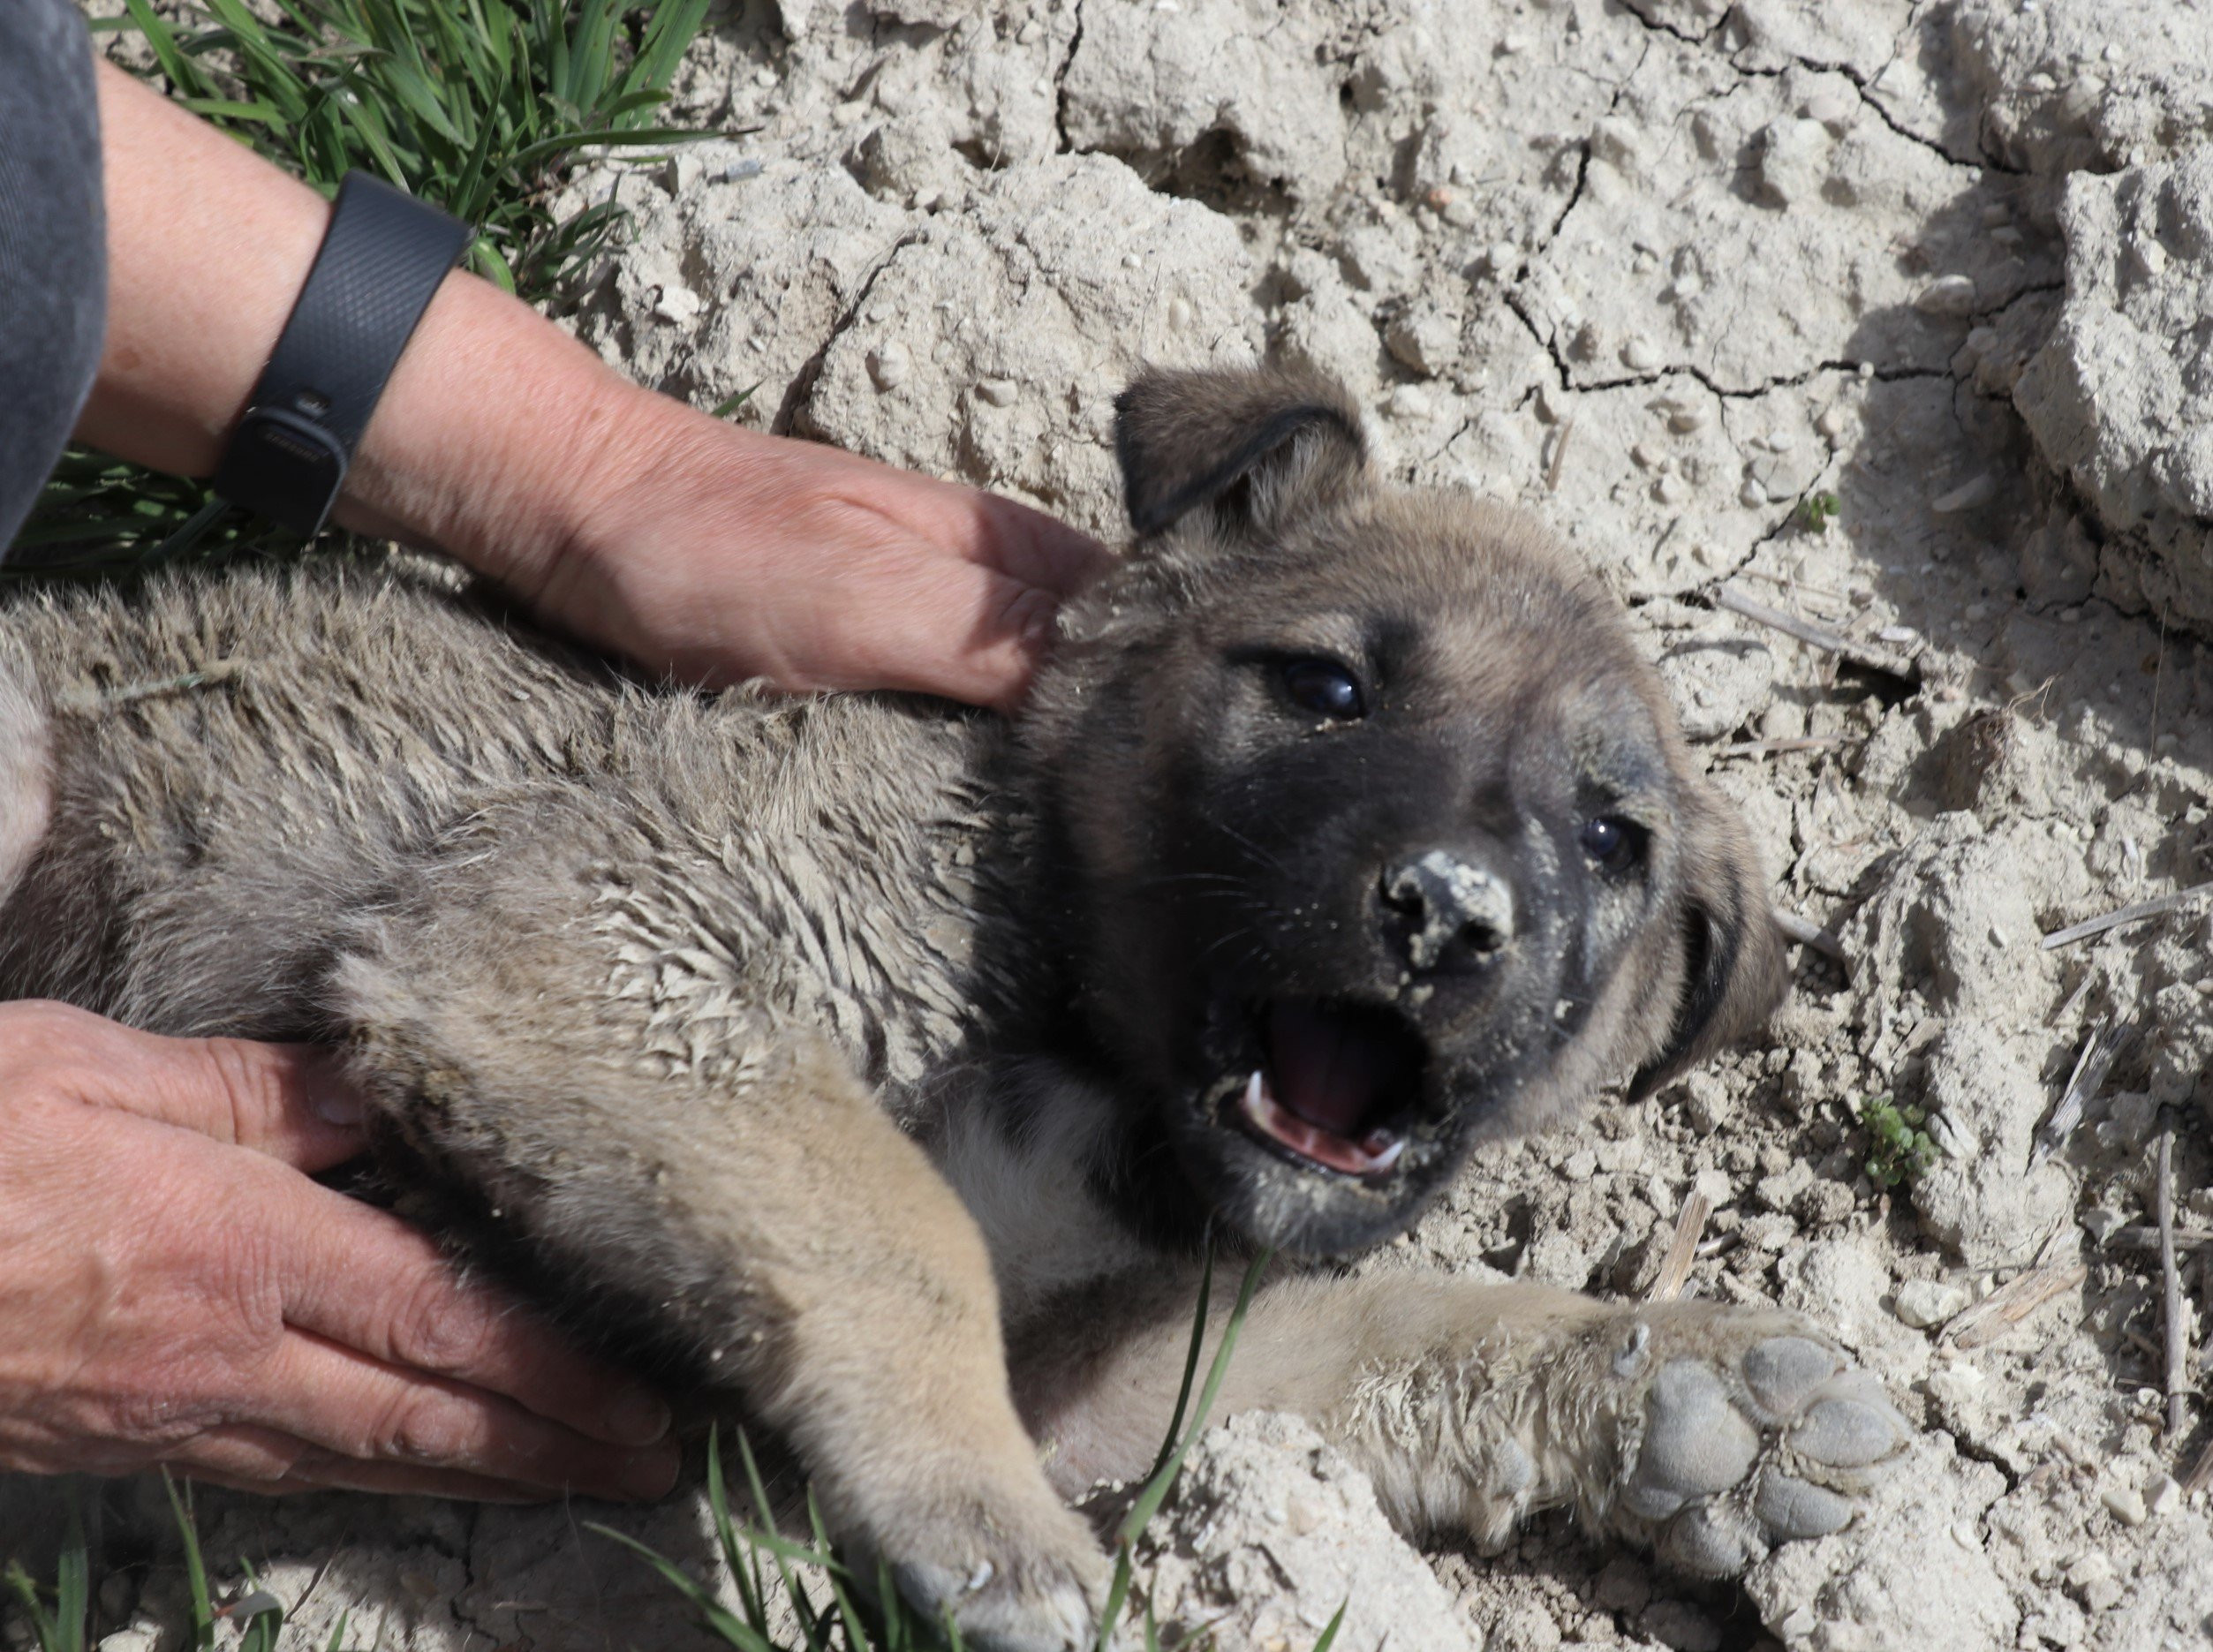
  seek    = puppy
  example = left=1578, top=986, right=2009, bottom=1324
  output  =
left=0, top=367, right=1906, bottom=1650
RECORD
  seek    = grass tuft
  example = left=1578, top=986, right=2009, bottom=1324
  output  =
left=14, top=0, right=721, bottom=575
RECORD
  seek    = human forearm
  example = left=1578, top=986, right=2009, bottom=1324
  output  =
left=75, top=62, right=631, bottom=585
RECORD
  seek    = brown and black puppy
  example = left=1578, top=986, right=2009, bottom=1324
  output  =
left=0, top=366, right=1906, bottom=1651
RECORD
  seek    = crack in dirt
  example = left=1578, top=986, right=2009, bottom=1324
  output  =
left=1614, top=0, right=1733, bottom=49
left=1052, top=0, right=1085, bottom=157
left=1500, top=282, right=1954, bottom=405
left=771, top=228, right=925, bottom=436
left=1725, top=34, right=2021, bottom=177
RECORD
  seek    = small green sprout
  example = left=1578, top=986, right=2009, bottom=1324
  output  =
left=1859, top=1092, right=1938, bottom=1189
left=1795, top=490, right=1841, bottom=532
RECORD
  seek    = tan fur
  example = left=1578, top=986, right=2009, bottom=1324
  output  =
left=0, top=369, right=1890, bottom=1652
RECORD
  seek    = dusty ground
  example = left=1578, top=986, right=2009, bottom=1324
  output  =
left=17, top=1, right=2213, bottom=1648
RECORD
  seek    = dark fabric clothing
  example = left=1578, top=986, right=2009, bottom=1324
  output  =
left=0, top=0, right=105, bottom=558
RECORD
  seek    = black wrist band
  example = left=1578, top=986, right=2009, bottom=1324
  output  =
left=212, top=171, right=472, bottom=538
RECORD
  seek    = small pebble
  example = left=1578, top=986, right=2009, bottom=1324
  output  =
left=976, top=377, right=1018, bottom=407
left=1915, top=274, right=1979, bottom=317
left=1739, top=479, right=1768, bottom=507
left=1877, top=624, right=1919, bottom=644
left=1671, top=271, right=1704, bottom=300
left=1931, top=473, right=1996, bottom=512
left=1631, top=441, right=1663, bottom=470
left=2147, top=1472, right=2184, bottom=1518
left=2128, top=238, right=2169, bottom=279
left=1386, top=384, right=1432, bottom=420
left=752, top=65, right=778, bottom=87
left=1816, top=406, right=1847, bottom=438
left=1803, top=90, right=1856, bottom=132
left=1963, top=601, right=1990, bottom=622
left=1484, top=241, right=1521, bottom=277
left=1122, top=253, right=1144, bottom=270
left=2102, top=1482, right=2149, bottom=1528
left=832, top=98, right=871, bottom=128
left=1016, top=18, right=1042, bottom=42
left=1764, top=429, right=1797, bottom=453
left=1668, top=404, right=1710, bottom=434
left=1622, top=336, right=1659, bottom=371
left=1892, top=1279, right=1968, bottom=1329
left=1166, top=295, right=1194, bottom=330
left=868, top=341, right=910, bottom=391
left=1654, top=473, right=1688, bottom=505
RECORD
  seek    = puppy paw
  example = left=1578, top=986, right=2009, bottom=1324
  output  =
left=1593, top=1307, right=1910, bottom=1576
left=841, top=1475, right=1106, bottom=1652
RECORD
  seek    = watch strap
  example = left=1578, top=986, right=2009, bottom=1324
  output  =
left=212, top=171, right=472, bottom=537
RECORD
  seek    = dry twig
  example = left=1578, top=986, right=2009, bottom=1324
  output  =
left=1545, top=417, right=1576, bottom=493
left=1709, top=735, right=1850, bottom=759
left=1710, top=585, right=1921, bottom=682
left=2158, top=1127, right=2189, bottom=1437
left=1648, top=1189, right=1711, bottom=1302
left=1773, top=909, right=1852, bottom=979
left=2103, top=1225, right=2213, bottom=1251
left=2041, top=881, right=2213, bottom=951
left=2032, top=1017, right=2134, bottom=1165
left=1943, top=1262, right=2090, bottom=1350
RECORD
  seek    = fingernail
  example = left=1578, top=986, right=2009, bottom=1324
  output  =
left=313, top=1090, right=366, bottom=1128
left=606, top=1388, right=671, bottom=1447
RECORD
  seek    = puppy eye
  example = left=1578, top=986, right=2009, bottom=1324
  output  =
left=1579, top=816, right=1645, bottom=874
left=1280, top=659, right=1365, bottom=720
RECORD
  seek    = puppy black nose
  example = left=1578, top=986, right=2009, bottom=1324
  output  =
left=1382, top=849, right=1515, bottom=972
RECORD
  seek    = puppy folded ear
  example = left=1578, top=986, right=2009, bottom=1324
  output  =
left=1626, top=791, right=1789, bottom=1101
left=1114, top=366, right=1368, bottom=541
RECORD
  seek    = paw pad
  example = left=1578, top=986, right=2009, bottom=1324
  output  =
left=1610, top=1319, right=1910, bottom=1579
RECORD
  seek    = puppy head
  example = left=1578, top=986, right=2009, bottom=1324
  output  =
left=1022, top=366, right=1786, bottom=1258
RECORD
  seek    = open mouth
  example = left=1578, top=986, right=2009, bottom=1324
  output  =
left=1228, top=999, right=1430, bottom=1179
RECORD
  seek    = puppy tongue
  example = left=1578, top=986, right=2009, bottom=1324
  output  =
left=1264, top=999, right=1390, bottom=1137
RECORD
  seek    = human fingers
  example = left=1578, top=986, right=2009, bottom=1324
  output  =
left=804, top=449, right=1113, bottom=596
left=0, top=1000, right=366, bottom=1172
left=272, top=1172, right=673, bottom=1452
left=963, top=489, right=1116, bottom=597
left=249, top=1330, right=677, bottom=1501
left=157, top=1420, right=578, bottom=1503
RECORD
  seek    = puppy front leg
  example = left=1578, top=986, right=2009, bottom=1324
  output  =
left=335, top=952, right=1100, bottom=1650
left=1019, top=1270, right=1907, bottom=1577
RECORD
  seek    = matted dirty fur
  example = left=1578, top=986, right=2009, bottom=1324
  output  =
left=0, top=367, right=1908, bottom=1651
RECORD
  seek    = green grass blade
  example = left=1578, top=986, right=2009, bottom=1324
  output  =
left=1309, top=1600, right=1348, bottom=1652
left=584, top=1525, right=769, bottom=1652
left=1147, top=1238, right=1215, bottom=1482
left=629, top=0, right=714, bottom=101
left=1118, top=1248, right=1274, bottom=1545
left=162, top=1471, right=215, bottom=1651
left=121, top=0, right=205, bottom=92
left=709, top=383, right=763, bottom=419
left=323, top=1609, right=351, bottom=1652
left=53, top=1498, right=88, bottom=1652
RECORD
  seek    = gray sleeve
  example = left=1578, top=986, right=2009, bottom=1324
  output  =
left=0, top=0, right=107, bottom=559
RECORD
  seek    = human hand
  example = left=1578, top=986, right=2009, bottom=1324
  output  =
left=522, top=388, right=1112, bottom=712
left=0, top=1000, right=679, bottom=1502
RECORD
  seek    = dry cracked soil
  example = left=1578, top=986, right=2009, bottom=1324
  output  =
left=18, top=1, right=2213, bottom=1649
